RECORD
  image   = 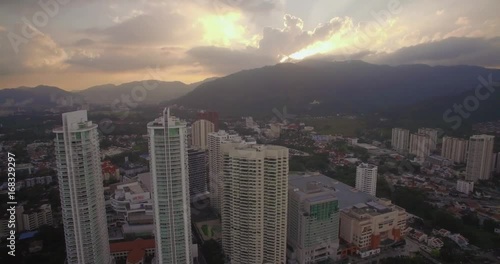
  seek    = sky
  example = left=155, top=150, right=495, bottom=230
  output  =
left=0, top=0, right=499, bottom=90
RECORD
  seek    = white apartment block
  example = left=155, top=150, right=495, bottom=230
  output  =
left=356, top=164, right=378, bottom=196
left=221, top=144, right=289, bottom=264
left=16, top=204, right=53, bottom=232
left=191, top=119, right=215, bottom=150
left=207, top=130, right=252, bottom=214
left=147, top=108, right=193, bottom=264
left=466, top=135, right=495, bottom=181
left=418, top=128, right=439, bottom=151
left=456, top=180, right=474, bottom=195
left=441, top=136, right=468, bottom=164
left=54, top=110, right=112, bottom=264
left=409, top=133, right=431, bottom=160
left=288, top=179, right=340, bottom=263
left=391, top=128, right=410, bottom=152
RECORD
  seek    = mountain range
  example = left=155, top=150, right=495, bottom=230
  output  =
left=173, top=60, right=500, bottom=116
left=1, top=61, right=499, bottom=122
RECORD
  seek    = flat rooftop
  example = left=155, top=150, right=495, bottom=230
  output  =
left=289, top=173, right=376, bottom=209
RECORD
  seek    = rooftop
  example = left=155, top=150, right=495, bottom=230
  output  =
left=110, top=238, right=155, bottom=264
left=289, top=173, right=376, bottom=209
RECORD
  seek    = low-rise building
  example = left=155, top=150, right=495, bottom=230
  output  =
left=16, top=204, right=53, bottom=232
left=109, top=181, right=153, bottom=236
left=110, top=238, right=155, bottom=264
left=339, top=199, right=407, bottom=252
left=456, top=180, right=474, bottom=195
left=102, top=161, right=121, bottom=181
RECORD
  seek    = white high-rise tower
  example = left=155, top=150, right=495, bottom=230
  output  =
left=356, top=163, right=378, bottom=196
left=54, top=110, right=112, bottom=264
left=148, top=108, right=193, bottom=264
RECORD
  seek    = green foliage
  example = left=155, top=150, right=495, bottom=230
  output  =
left=376, top=175, right=392, bottom=199
left=325, top=166, right=356, bottom=187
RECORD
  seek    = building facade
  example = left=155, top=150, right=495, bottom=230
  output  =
left=456, top=180, right=474, bottom=195
left=409, top=133, right=431, bottom=160
left=207, top=130, right=244, bottom=214
left=54, top=110, right=112, bottom=264
left=16, top=204, right=53, bottom=232
left=441, top=136, right=468, bottom=164
left=188, top=148, right=208, bottom=197
left=288, top=179, right=340, bottom=263
left=339, top=199, right=407, bottom=252
left=418, top=128, right=439, bottom=151
left=221, top=144, right=289, bottom=264
left=147, top=109, right=193, bottom=264
left=466, top=135, right=495, bottom=181
left=356, top=164, right=378, bottom=196
left=391, top=128, right=410, bottom=152
left=197, top=111, right=219, bottom=131
left=191, top=119, right=215, bottom=150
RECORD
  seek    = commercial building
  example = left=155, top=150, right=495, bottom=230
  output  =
left=339, top=199, right=407, bottom=252
left=288, top=173, right=408, bottom=258
left=188, top=148, right=208, bottom=198
left=456, top=180, right=474, bottom=195
left=466, top=135, right=495, bottom=181
left=441, top=136, right=468, bottom=164
left=221, top=144, right=289, bottom=264
left=391, top=128, right=409, bottom=152
left=356, top=164, right=378, bottom=196
left=288, top=178, right=340, bottom=263
left=110, top=238, right=155, bottom=264
left=418, top=128, right=439, bottom=151
left=409, top=133, right=431, bottom=160
left=110, top=181, right=153, bottom=226
left=191, top=119, right=215, bottom=150
left=53, top=110, right=112, bottom=264
left=147, top=108, right=193, bottom=264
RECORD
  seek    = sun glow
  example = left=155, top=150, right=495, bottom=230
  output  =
left=198, top=12, right=247, bottom=47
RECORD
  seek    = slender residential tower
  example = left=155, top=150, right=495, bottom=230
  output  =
left=466, top=135, right=495, bottom=181
left=148, top=108, right=192, bottom=264
left=356, top=163, right=378, bottom=196
left=221, top=144, right=289, bottom=264
left=54, top=110, right=112, bottom=264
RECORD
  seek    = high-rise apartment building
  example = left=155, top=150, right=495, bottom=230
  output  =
left=15, top=204, right=53, bottom=232
left=221, top=144, right=289, bottom=264
left=54, top=110, right=112, bottom=264
left=288, top=179, right=340, bottom=263
left=356, top=163, right=378, bottom=196
left=188, top=148, right=208, bottom=197
left=147, top=109, right=192, bottom=264
left=391, top=128, right=410, bottom=152
left=191, top=119, right=215, bottom=150
left=441, top=136, right=468, bottom=164
left=207, top=130, right=253, bottom=214
left=418, top=128, right=439, bottom=151
left=197, top=111, right=219, bottom=131
left=409, top=133, right=431, bottom=160
left=466, top=135, right=495, bottom=181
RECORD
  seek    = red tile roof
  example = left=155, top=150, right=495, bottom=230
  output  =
left=110, top=238, right=155, bottom=264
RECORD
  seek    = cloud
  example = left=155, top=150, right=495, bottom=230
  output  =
left=367, top=37, right=500, bottom=67
left=455, top=17, right=470, bottom=26
left=0, top=25, right=68, bottom=75
left=258, top=14, right=352, bottom=57
left=85, top=10, right=196, bottom=46
left=187, top=46, right=275, bottom=74
left=73, top=38, right=95, bottom=47
left=200, top=0, right=282, bottom=13
left=66, top=46, right=181, bottom=72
